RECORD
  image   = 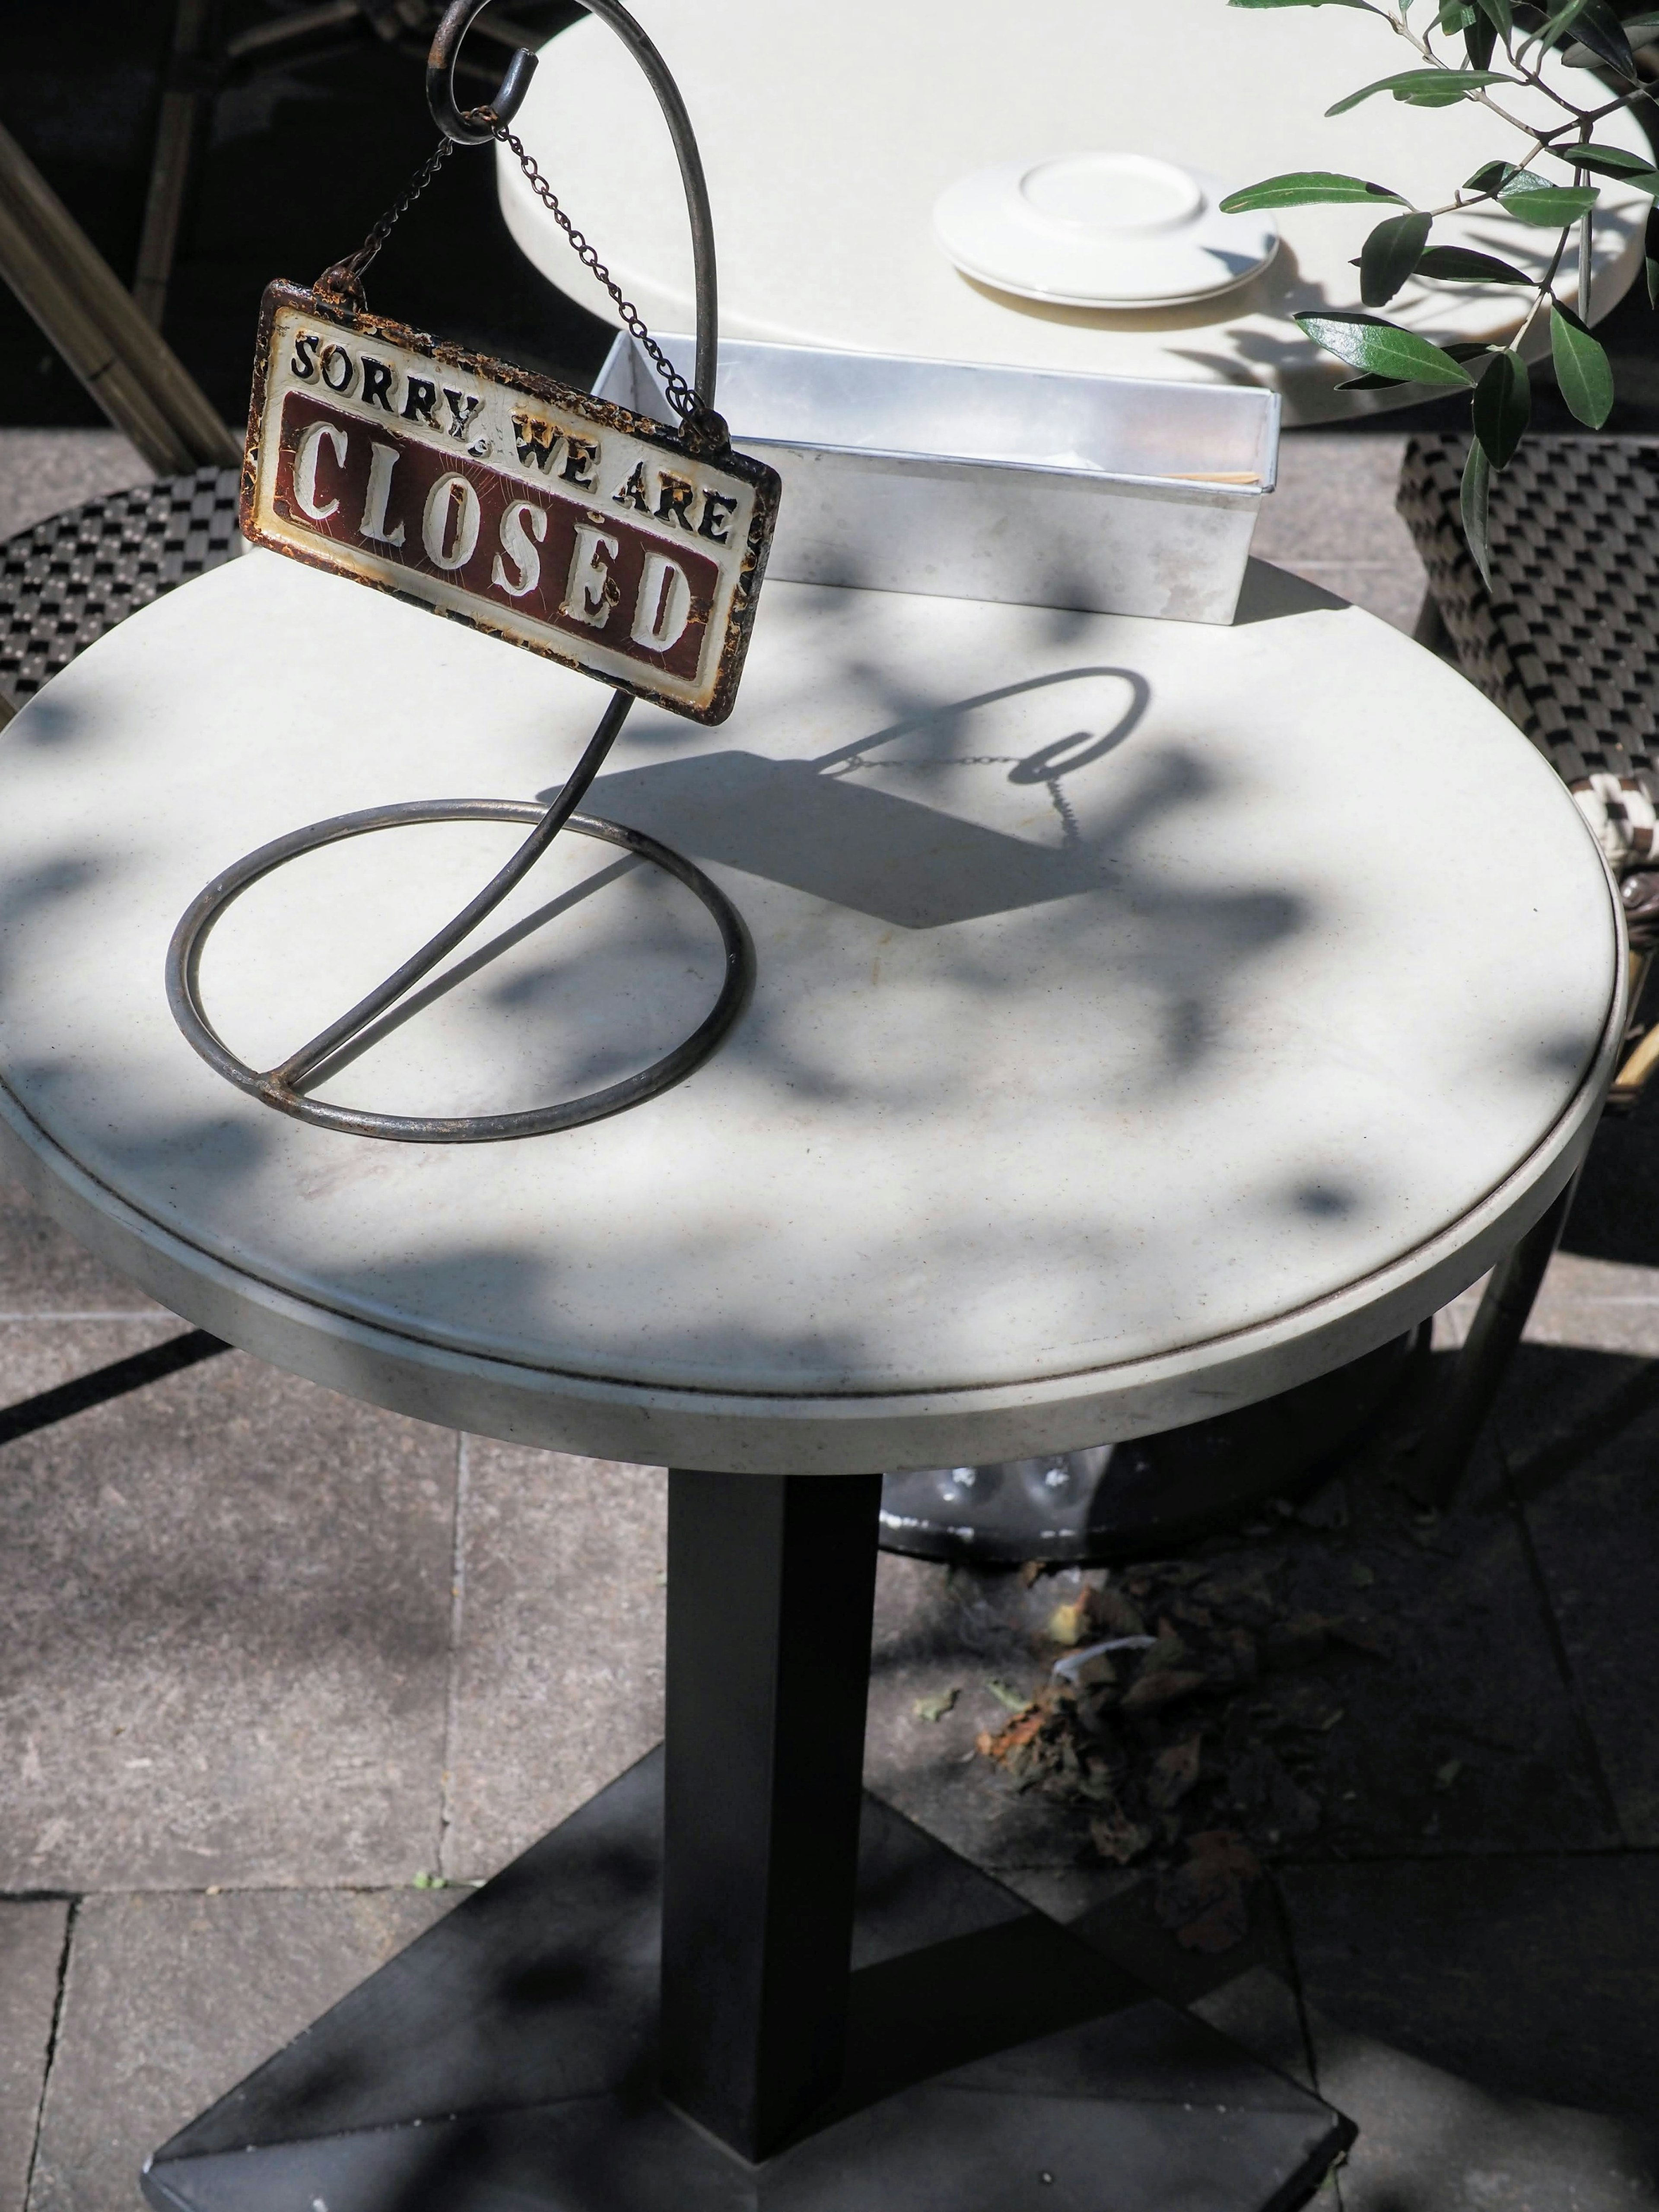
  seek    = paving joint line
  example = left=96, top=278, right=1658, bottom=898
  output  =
left=435, top=1433, right=472, bottom=1880
left=1498, top=1446, right=1627, bottom=1844
left=21, top=1894, right=77, bottom=2212
left=1265, top=1876, right=1339, bottom=2206
left=0, top=1311, right=178, bottom=1322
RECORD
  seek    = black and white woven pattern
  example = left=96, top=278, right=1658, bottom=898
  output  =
left=1397, top=433, right=1659, bottom=789
left=0, top=466, right=241, bottom=709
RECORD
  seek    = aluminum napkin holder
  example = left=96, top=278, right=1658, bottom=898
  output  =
left=594, top=334, right=1279, bottom=626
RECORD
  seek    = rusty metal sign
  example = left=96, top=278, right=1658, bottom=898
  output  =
left=241, top=280, right=781, bottom=725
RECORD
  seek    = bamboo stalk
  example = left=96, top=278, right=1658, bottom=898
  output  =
left=0, top=117, right=238, bottom=473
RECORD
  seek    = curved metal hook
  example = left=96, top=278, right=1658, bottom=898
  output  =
left=428, top=0, right=718, bottom=415
left=428, top=1, right=538, bottom=147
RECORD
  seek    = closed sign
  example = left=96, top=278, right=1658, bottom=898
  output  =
left=241, top=281, right=780, bottom=725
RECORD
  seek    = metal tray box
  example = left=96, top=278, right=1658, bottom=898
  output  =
left=592, top=334, right=1278, bottom=625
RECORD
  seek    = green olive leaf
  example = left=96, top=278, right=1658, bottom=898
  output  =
left=1550, top=300, right=1615, bottom=425
left=1461, top=437, right=1494, bottom=589
left=1471, top=347, right=1531, bottom=467
left=1556, top=0, right=1636, bottom=74
left=1326, top=67, right=1512, bottom=114
left=1474, top=0, right=1514, bottom=32
left=1647, top=254, right=1659, bottom=307
left=1415, top=245, right=1535, bottom=283
left=1295, top=311, right=1478, bottom=385
left=1219, top=171, right=1409, bottom=211
left=1360, top=211, right=1433, bottom=305
left=1499, top=181, right=1599, bottom=225
left=1566, top=145, right=1659, bottom=193
left=1519, top=0, right=1592, bottom=58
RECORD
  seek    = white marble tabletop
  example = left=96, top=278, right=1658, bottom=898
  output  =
left=499, top=0, right=1651, bottom=425
left=0, top=553, right=1620, bottom=1469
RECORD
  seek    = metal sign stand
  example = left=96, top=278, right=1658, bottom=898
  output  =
left=165, top=0, right=773, bottom=1141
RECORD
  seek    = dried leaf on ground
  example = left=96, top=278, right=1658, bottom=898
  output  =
left=1093, top=1585, right=1148, bottom=1637
left=1048, top=1597, right=1091, bottom=1646
left=1122, top=1667, right=1210, bottom=1715
left=1155, top=1830, right=1261, bottom=1954
left=1136, top=1626, right=1195, bottom=1677
left=977, top=1705, right=1044, bottom=1763
left=986, top=1676, right=1032, bottom=1712
left=914, top=1688, right=958, bottom=1723
left=1147, top=1733, right=1205, bottom=1811
left=1090, top=1801, right=1157, bottom=1865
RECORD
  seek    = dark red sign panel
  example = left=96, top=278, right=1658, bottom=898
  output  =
left=241, top=282, right=780, bottom=725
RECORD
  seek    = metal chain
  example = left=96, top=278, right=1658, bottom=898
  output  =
left=317, top=134, right=456, bottom=305
left=315, top=117, right=699, bottom=429
left=489, top=120, right=698, bottom=423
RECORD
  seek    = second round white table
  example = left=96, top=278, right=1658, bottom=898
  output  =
left=498, top=0, right=1654, bottom=423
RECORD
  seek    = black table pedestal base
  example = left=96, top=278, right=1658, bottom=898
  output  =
left=144, top=1751, right=1348, bottom=2212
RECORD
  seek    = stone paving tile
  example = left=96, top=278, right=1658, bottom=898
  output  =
left=1260, top=1437, right=1616, bottom=1862
left=1281, top=1854, right=1659, bottom=2123
left=28, top=1888, right=453, bottom=2212
left=440, top=1442, right=666, bottom=1882
left=1561, top=1084, right=1659, bottom=1275
left=0, top=1903, right=67, bottom=2212
left=1313, top=2023, right=1658, bottom=2211
left=1291, top=1847, right=1659, bottom=2205
left=1518, top=1255, right=1659, bottom=1359
left=1003, top=1856, right=1316, bottom=2094
left=0, top=1319, right=188, bottom=1403
left=0, top=1349, right=457, bottom=1892
left=1252, top=434, right=1419, bottom=571
left=1497, top=1350, right=1659, bottom=1845
left=0, top=1176, right=168, bottom=1317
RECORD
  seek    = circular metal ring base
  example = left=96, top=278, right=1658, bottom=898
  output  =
left=166, top=801, right=752, bottom=1142
left=878, top=1328, right=1430, bottom=1567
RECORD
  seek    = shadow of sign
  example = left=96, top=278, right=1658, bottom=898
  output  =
left=567, top=665, right=1155, bottom=930
left=585, top=751, right=1106, bottom=929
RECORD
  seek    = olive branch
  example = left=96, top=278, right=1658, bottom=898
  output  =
left=1222, top=0, right=1659, bottom=579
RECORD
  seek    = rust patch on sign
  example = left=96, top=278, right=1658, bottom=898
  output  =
left=241, top=281, right=780, bottom=725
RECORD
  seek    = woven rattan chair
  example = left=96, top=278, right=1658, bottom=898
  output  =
left=1396, top=430, right=1659, bottom=1497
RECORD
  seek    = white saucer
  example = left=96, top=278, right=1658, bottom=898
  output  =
left=933, top=152, right=1279, bottom=308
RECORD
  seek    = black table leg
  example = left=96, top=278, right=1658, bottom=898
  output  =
left=662, top=1470, right=881, bottom=2156
left=144, top=1464, right=1352, bottom=2212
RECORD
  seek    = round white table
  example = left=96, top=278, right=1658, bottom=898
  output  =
left=0, top=550, right=1620, bottom=1474
left=499, top=0, right=1651, bottom=424
left=0, top=553, right=1619, bottom=2212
